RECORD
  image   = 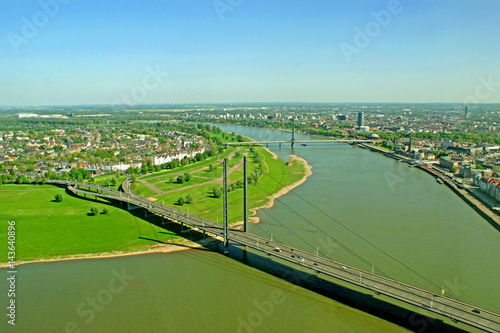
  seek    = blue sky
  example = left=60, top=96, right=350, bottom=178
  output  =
left=1, top=0, right=499, bottom=106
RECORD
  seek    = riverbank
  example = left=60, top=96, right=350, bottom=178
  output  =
left=0, top=148, right=313, bottom=266
left=246, top=154, right=313, bottom=225
left=0, top=238, right=219, bottom=268
left=356, top=143, right=500, bottom=231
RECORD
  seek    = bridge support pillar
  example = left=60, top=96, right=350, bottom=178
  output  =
left=223, top=158, right=229, bottom=255
left=243, top=155, right=248, bottom=233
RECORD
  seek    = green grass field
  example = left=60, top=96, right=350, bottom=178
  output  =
left=0, top=185, right=183, bottom=263
left=140, top=147, right=236, bottom=181
left=153, top=147, right=308, bottom=224
left=132, top=182, right=159, bottom=197
left=0, top=144, right=309, bottom=263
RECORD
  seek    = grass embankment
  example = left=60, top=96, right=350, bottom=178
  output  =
left=137, top=146, right=310, bottom=225
left=92, top=173, right=127, bottom=190
left=0, top=143, right=310, bottom=263
left=0, top=185, right=183, bottom=263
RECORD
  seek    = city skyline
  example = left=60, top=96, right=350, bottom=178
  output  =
left=1, top=0, right=500, bottom=106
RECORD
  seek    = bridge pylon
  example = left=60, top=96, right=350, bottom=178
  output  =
left=223, top=158, right=229, bottom=254
left=243, top=155, right=248, bottom=233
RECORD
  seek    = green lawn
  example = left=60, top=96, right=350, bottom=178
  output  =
left=143, top=161, right=219, bottom=184
left=153, top=147, right=308, bottom=224
left=191, top=165, right=224, bottom=179
left=0, top=185, right=181, bottom=263
left=92, top=173, right=126, bottom=190
left=0, top=144, right=308, bottom=262
left=132, top=182, right=159, bottom=197
left=139, top=147, right=236, bottom=181
left=154, top=175, right=213, bottom=192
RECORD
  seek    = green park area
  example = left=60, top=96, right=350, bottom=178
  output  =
left=0, top=144, right=309, bottom=263
left=135, top=146, right=309, bottom=224
left=0, top=184, right=182, bottom=263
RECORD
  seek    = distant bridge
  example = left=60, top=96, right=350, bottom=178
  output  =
left=224, top=139, right=374, bottom=147
left=48, top=179, right=500, bottom=333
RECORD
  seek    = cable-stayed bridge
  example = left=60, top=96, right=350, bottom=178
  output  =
left=47, top=178, right=500, bottom=333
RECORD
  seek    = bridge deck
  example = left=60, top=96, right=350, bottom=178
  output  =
left=51, top=179, right=500, bottom=333
left=225, top=139, right=373, bottom=145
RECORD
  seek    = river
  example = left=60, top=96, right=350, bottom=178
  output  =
left=1, top=125, right=499, bottom=333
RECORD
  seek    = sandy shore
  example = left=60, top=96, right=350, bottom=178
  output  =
left=0, top=238, right=218, bottom=268
left=246, top=154, right=313, bottom=225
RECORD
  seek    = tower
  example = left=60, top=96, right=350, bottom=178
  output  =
left=357, top=112, right=364, bottom=127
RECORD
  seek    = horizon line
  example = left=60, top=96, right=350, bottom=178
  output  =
left=2, top=101, right=500, bottom=108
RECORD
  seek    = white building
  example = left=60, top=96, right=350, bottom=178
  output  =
left=477, top=177, right=500, bottom=202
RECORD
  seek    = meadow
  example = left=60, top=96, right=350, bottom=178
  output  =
left=0, top=184, right=182, bottom=263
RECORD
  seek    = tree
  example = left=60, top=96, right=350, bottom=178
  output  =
left=102, top=208, right=109, bottom=214
left=90, top=207, right=99, bottom=216
left=177, top=197, right=185, bottom=206
left=176, top=174, right=186, bottom=183
left=184, top=172, right=191, bottom=182
left=54, top=194, right=63, bottom=202
left=185, top=195, right=193, bottom=204
left=212, top=187, right=222, bottom=198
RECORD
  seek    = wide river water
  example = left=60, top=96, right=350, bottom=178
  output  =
left=1, top=125, right=499, bottom=333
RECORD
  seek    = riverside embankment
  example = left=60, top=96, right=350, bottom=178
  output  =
left=356, top=142, right=500, bottom=231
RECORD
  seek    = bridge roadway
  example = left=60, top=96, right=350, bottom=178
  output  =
left=225, top=139, right=373, bottom=146
left=50, top=179, right=500, bottom=333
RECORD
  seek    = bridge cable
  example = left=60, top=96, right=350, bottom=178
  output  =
left=230, top=162, right=460, bottom=301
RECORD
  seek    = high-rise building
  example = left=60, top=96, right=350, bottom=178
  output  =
left=357, top=112, right=364, bottom=127
left=464, top=106, right=469, bottom=119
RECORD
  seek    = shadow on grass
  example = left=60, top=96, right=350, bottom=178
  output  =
left=64, top=187, right=212, bottom=246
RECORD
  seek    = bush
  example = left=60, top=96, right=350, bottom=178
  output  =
left=176, top=175, right=185, bottom=183
left=212, top=187, right=222, bottom=198
left=54, top=194, right=63, bottom=202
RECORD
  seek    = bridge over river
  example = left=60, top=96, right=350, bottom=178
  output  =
left=224, top=139, right=374, bottom=147
left=48, top=179, right=500, bottom=333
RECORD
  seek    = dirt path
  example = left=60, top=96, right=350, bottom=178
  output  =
left=139, top=181, right=164, bottom=195
left=137, top=150, right=244, bottom=198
